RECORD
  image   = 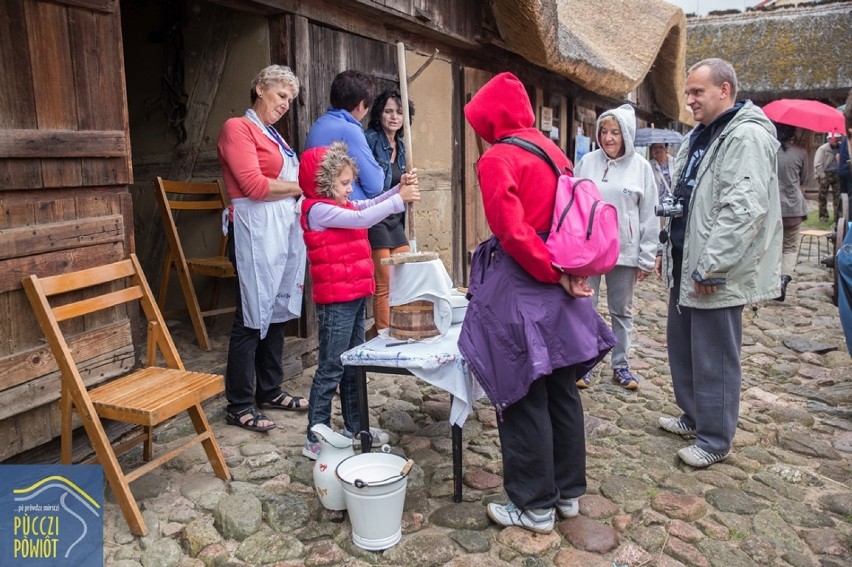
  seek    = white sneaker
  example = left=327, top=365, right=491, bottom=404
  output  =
left=486, top=502, right=555, bottom=534
left=659, top=416, right=697, bottom=438
left=556, top=497, right=579, bottom=518
left=343, top=426, right=390, bottom=446
left=677, top=445, right=730, bottom=468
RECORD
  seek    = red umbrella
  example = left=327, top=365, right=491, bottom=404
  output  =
left=762, top=99, right=845, bottom=134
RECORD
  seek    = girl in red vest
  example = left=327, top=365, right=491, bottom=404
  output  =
left=298, top=142, right=419, bottom=459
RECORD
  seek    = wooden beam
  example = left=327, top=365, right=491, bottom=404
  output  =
left=222, top=0, right=476, bottom=50
left=0, top=129, right=128, bottom=158
left=0, top=214, right=124, bottom=261
left=52, top=0, right=116, bottom=14
left=167, top=4, right=232, bottom=181
left=292, top=15, right=311, bottom=154
left=0, top=343, right=135, bottom=421
left=0, top=241, right=125, bottom=294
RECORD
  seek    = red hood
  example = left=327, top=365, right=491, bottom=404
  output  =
left=298, top=145, right=327, bottom=200
left=464, top=72, right=535, bottom=144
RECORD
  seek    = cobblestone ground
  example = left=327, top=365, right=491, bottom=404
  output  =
left=105, top=258, right=851, bottom=567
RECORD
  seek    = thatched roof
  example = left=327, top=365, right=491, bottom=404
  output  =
left=489, top=0, right=690, bottom=122
left=687, top=2, right=852, bottom=102
left=494, top=0, right=686, bottom=119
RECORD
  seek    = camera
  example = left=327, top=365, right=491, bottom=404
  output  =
left=655, top=194, right=683, bottom=218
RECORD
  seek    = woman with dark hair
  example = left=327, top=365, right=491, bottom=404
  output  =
left=774, top=123, right=808, bottom=302
left=364, top=89, right=415, bottom=336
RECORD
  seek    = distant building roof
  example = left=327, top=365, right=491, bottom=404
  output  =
left=489, top=0, right=691, bottom=122
left=687, top=2, right=852, bottom=102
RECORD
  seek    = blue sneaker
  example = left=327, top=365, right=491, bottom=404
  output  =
left=613, top=368, right=639, bottom=390
left=576, top=372, right=591, bottom=389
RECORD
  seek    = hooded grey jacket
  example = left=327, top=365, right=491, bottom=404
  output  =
left=575, top=104, right=659, bottom=272
left=662, top=101, right=782, bottom=308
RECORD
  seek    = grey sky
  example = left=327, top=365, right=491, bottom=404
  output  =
left=663, top=0, right=762, bottom=16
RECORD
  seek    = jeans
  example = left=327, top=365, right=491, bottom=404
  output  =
left=306, top=299, right=366, bottom=443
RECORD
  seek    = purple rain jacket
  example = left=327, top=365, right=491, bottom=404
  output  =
left=459, top=236, right=617, bottom=414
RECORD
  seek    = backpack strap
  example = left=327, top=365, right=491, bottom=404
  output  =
left=494, top=136, right=563, bottom=179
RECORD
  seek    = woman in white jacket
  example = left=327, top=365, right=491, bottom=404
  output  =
left=574, top=104, right=658, bottom=390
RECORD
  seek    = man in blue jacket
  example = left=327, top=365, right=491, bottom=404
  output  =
left=305, top=70, right=385, bottom=200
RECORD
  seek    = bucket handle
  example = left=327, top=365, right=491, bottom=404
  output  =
left=353, top=458, right=414, bottom=489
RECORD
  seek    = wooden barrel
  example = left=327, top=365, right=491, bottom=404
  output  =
left=389, top=300, right=440, bottom=340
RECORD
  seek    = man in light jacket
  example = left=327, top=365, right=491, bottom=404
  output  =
left=655, top=58, right=782, bottom=468
left=814, top=133, right=842, bottom=223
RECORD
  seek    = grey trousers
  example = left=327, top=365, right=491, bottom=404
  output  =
left=589, top=265, right=635, bottom=369
left=667, top=257, right=743, bottom=454
left=781, top=220, right=801, bottom=276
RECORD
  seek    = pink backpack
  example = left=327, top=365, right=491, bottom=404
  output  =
left=496, top=137, right=619, bottom=276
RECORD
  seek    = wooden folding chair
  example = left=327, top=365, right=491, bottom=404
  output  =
left=154, top=176, right=235, bottom=350
left=22, top=254, right=231, bottom=536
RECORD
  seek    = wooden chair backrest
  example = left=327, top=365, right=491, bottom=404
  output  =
left=153, top=176, right=230, bottom=263
left=22, top=254, right=183, bottom=382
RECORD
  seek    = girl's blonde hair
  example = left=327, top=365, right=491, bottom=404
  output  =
left=316, top=142, right=358, bottom=199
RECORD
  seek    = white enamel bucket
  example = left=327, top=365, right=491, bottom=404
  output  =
left=335, top=452, right=411, bottom=550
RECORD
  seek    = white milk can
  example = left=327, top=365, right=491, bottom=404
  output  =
left=311, top=424, right=355, bottom=510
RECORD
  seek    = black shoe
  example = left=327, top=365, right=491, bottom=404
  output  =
left=775, top=275, right=792, bottom=302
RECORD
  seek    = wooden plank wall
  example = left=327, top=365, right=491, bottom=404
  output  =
left=0, top=0, right=134, bottom=461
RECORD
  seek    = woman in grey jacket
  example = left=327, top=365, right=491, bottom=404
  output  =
left=774, top=124, right=808, bottom=302
left=574, top=104, right=658, bottom=390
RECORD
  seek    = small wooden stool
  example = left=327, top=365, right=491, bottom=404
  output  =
left=797, top=229, right=833, bottom=264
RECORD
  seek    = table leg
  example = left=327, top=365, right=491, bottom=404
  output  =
left=354, top=366, right=372, bottom=453
left=452, top=422, right=462, bottom=503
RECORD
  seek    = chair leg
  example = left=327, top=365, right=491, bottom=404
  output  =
left=176, top=267, right=212, bottom=351
left=143, top=426, right=154, bottom=462
left=158, top=254, right=173, bottom=312
left=61, top=388, right=73, bottom=465
left=78, top=405, right=148, bottom=536
left=187, top=403, right=231, bottom=480
left=207, top=278, right=222, bottom=326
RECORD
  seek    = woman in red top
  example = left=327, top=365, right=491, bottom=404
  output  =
left=217, top=65, right=309, bottom=432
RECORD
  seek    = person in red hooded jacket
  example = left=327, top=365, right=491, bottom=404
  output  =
left=461, top=72, right=615, bottom=534
left=298, top=142, right=419, bottom=460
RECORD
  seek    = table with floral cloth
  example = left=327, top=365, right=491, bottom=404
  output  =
left=340, top=323, right=485, bottom=502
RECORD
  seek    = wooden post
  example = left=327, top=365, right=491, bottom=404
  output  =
left=397, top=41, right=417, bottom=253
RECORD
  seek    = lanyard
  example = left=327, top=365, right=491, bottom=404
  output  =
left=244, top=109, right=295, bottom=158
left=265, top=124, right=295, bottom=158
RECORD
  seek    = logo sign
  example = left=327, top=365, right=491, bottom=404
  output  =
left=0, top=465, right=103, bottom=566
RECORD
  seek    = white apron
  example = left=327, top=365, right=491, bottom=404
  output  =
left=231, top=111, right=306, bottom=338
